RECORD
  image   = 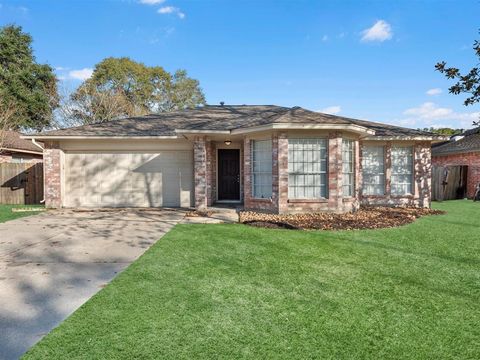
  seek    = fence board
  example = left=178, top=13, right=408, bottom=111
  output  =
left=0, top=163, right=44, bottom=204
left=432, top=165, right=467, bottom=201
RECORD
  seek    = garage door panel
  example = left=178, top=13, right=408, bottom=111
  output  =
left=64, top=151, right=193, bottom=208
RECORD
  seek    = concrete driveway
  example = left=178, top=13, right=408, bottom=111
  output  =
left=0, top=209, right=185, bottom=360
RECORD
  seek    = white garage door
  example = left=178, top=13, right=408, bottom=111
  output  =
left=64, top=151, right=194, bottom=208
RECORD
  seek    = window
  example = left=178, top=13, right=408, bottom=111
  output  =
left=362, top=146, right=385, bottom=195
left=342, top=139, right=355, bottom=197
left=391, top=146, right=413, bottom=195
left=288, top=138, right=328, bottom=199
left=251, top=139, right=272, bottom=198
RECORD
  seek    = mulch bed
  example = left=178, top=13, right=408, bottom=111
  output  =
left=185, top=210, right=216, bottom=218
left=239, top=207, right=445, bottom=230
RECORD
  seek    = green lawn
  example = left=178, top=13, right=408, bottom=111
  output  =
left=0, top=204, right=43, bottom=223
left=24, top=201, right=480, bottom=359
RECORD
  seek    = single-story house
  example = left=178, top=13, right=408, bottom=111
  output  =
left=0, top=130, right=43, bottom=163
left=432, top=127, right=480, bottom=199
left=24, top=105, right=445, bottom=213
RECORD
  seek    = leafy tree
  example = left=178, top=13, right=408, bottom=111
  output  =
left=67, top=57, right=205, bottom=125
left=420, top=127, right=464, bottom=136
left=0, top=25, right=58, bottom=130
left=436, top=32, right=480, bottom=126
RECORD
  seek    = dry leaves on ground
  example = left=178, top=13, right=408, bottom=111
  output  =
left=239, top=207, right=445, bottom=230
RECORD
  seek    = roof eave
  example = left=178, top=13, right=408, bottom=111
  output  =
left=0, top=147, right=43, bottom=155
left=21, top=135, right=180, bottom=140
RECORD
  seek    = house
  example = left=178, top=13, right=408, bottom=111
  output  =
left=432, top=127, right=480, bottom=199
left=23, top=105, right=445, bottom=213
left=0, top=130, right=43, bottom=163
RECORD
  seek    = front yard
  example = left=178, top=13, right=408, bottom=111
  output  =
left=24, top=201, right=480, bottom=359
left=0, top=204, right=43, bottom=223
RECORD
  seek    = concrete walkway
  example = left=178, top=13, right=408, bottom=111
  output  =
left=0, top=209, right=185, bottom=360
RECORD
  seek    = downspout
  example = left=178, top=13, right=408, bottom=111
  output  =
left=31, top=138, right=46, bottom=204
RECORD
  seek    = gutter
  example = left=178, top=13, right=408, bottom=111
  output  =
left=31, top=138, right=44, bottom=151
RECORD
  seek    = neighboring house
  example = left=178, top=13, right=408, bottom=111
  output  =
left=432, top=127, right=480, bottom=199
left=24, top=105, right=445, bottom=213
left=0, top=130, right=43, bottom=163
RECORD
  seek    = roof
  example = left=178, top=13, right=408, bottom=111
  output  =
left=25, top=105, right=443, bottom=140
left=1, top=130, right=43, bottom=154
left=432, top=127, right=480, bottom=156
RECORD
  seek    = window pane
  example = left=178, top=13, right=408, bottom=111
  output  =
left=342, top=139, right=355, bottom=197
left=362, top=146, right=385, bottom=195
left=288, top=139, right=328, bottom=199
left=391, top=146, right=413, bottom=195
left=251, top=140, right=272, bottom=198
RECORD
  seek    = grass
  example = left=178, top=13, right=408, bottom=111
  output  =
left=0, top=204, right=43, bottom=223
left=24, top=200, right=480, bottom=359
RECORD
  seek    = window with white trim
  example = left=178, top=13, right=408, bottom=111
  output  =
left=362, top=146, right=385, bottom=195
left=342, top=139, right=355, bottom=197
left=251, top=139, right=272, bottom=198
left=288, top=138, right=328, bottom=199
left=391, top=146, right=413, bottom=195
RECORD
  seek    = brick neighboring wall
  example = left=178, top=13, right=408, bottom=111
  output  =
left=360, top=141, right=431, bottom=208
left=44, top=141, right=63, bottom=208
left=432, top=151, right=480, bottom=198
left=0, top=154, right=12, bottom=163
left=206, top=140, right=216, bottom=206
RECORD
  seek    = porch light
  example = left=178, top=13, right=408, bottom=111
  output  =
left=224, top=140, right=232, bottom=146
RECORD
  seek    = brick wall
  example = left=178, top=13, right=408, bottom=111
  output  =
left=44, top=141, right=63, bottom=208
left=432, top=151, right=480, bottom=198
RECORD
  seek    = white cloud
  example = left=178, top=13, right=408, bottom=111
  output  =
left=426, top=88, right=442, bottom=96
left=68, top=68, right=93, bottom=81
left=400, top=102, right=479, bottom=129
left=361, top=20, right=393, bottom=42
left=158, top=6, right=185, bottom=18
left=319, top=106, right=341, bottom=115
left=139, top=0, right=165, bottom=4
left=321, top=35, right=328, bottom=42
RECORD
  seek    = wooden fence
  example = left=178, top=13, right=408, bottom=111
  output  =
left=432, top=165, right=468, bottom=201
left=0, top=163, right=44, bottom=204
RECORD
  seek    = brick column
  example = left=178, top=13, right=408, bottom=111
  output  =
left=328, top=132, right=343, bottom=211
left=385, top=141, right=392, bottom=197
left=44, top=141, right=63, bottom=208
left=415, top=141, right=431, bottom=207
left=205, top=140, right=216, bottom=206
left=243, top=137, right=252, bottom=207
left=277, top=132, right=289, bottom=213
left=194, top=136, right=208, bottom=209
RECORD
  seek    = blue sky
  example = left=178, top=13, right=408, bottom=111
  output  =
left=1, top=0, right=479, bottom=129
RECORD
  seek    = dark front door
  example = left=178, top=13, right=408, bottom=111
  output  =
left=218, top=149, right=240, bottom=201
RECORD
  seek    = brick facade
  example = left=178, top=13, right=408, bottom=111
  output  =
left=194, top=136, right=208, bottom=209
left=432, top=151, right=480, bottom=198
left=43, top=141, right=63, bottom=208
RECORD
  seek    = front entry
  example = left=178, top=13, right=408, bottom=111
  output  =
left=217, top=149, right=240, bottom=201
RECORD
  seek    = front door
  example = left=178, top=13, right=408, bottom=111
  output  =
left=217, top=149, right=240, bottom=201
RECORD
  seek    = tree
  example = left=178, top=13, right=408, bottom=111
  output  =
left=64, top=57, right=205, bottom=125
left=435, top=32, right=480, bottom=126
left=420, top=127, right=463, bottom=136
left=0, top=25, right=58, bottom=130
left=0, top=100, right=18, bottom=152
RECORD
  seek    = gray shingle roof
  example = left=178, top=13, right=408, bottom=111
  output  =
left=1, top=130, right=43, bottom=153
left=432, top=127, right=480, bottom=156
left=31, top=105, right=441, bottom=139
